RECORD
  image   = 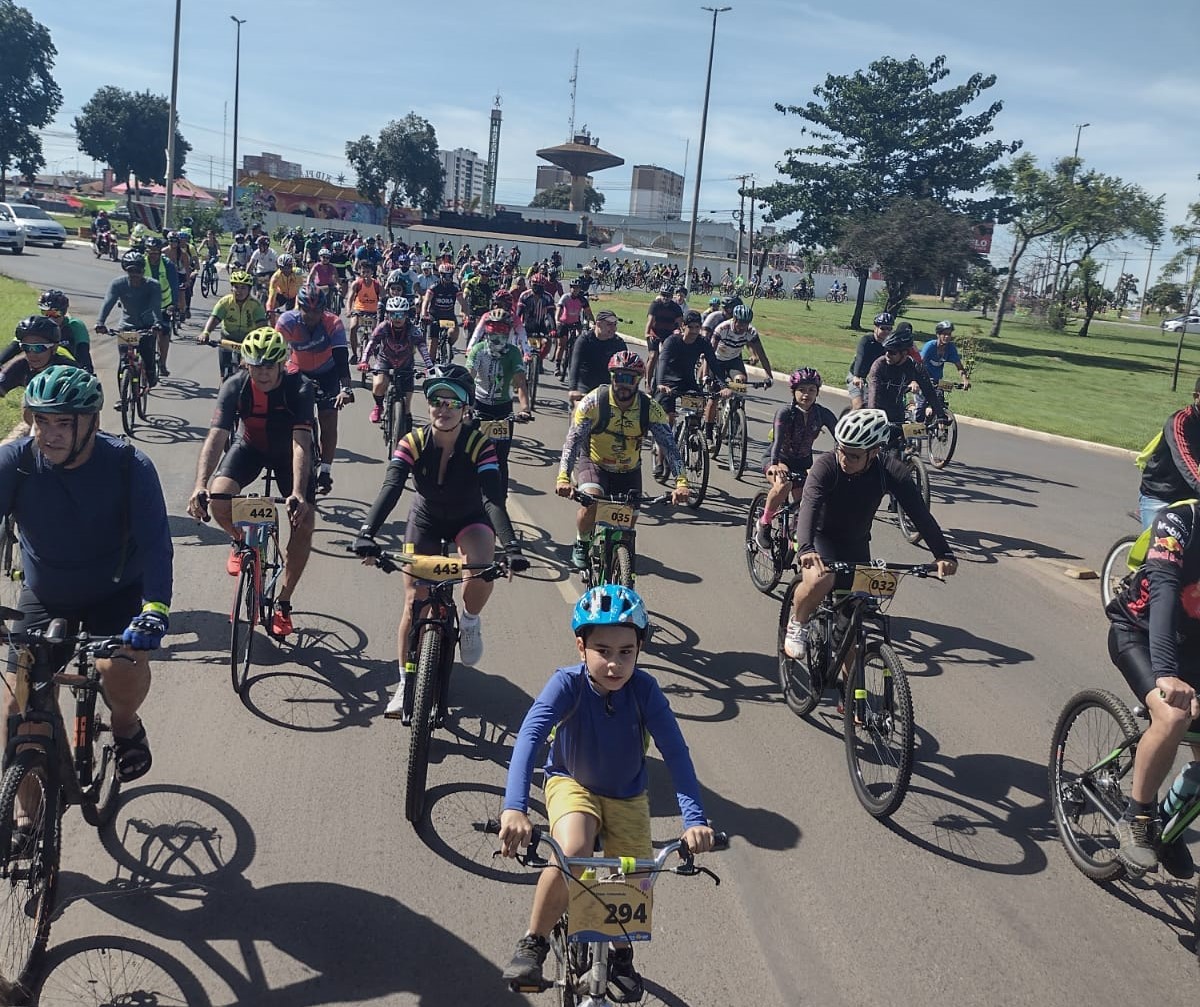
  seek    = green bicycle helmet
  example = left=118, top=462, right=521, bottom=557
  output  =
left=24, top=365, right=104, bottom=414
left=229, top=270, right=254, bottom=287
left=240, top=327, right=289, bottom=365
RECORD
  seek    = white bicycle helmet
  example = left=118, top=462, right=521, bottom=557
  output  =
left=834, top=408, right=891, bottom=450
left=386, top=296, right=410, bottom=315
left=387, top=269, right=406, bottom=286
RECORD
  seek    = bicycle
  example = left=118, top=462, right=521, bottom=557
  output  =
left=1100, top=511, right=1140, bottom=610
left=0, top=616, right=126, bottom=991
left=362, top=549, right=514, bottom=824
left=113, top=329, right=155, bottom=437
left=1049, top=688, right=1200, bottom=883
left=744, top=471, right=806, bottom=594
left=710, top=377, right=767, bottom=479
left=906, top=381, right=963, bottom=469
left=373, top=366, right=416, bottom=461
left=525, top=335, right=545, bottom=410
left=478, top=820, right=727, bottom=1005
left=0, top=515, right=22, bottom=609
left=200, top=257, right=219, bottom=299
left=556, top=322, right=583, bottom=378
left=778, top=561, right=939, bottom=817
left=567, top=489, right=671, bottom=588
left=433, top=319, right=457, bottom=364
left=890, top=424, right=931, bottom=546
left=668, top=391, right=712, bottom=509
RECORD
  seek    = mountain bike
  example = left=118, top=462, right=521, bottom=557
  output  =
left=556, top=322, right=582, bottom=379
left=478, top=820, right=727, bottom=1005
left=1100, top=512, right=1140, bottom=609
left=670, top=391, right=711, bottom=509
left=113, top=329, right=155, bottom=437
left=744, top=471, right=806, bottom=594
left=890, top=425, right=931, bottom=545
left=1049, top=689, right=1200, bottom=883
left=906, top=382, right=963, bottom=469
left=434, top=319, right=457, bottom=364
left=778, top=561, right=939, bottom=817
left=524, top=336, right=545, bottom=410
left=0, top=616, right=125, bottom=992
left=374, top=366, right=416, bottom=461
left=363, top=549, right=514, bottom=825
left=0, top=516, right=22, bottom=609
left=200, top=257, right=219, bottom=298
left=568, top=490, right=671, bottom=588
left=710, top=377, right=768, bottom=479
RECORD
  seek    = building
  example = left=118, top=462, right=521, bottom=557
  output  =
left=629, top=165, right=683, bottom=220
left=439, top=147, right=486, bottom=212
left=534, top=164, right=594, bottom=197
left=242, top=151, right=302, bottom=180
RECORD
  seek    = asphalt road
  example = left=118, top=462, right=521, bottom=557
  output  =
left=0, top=244, right=1195, bottom=1007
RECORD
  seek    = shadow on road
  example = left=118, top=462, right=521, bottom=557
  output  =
left=28, top=934, right=211, bottom=1006
left=943, top=525, right=1082, bottom=564
left=889, top=617, right=1035, bottom=677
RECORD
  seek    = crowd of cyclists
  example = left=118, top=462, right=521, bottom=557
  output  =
left=1, top=215, right=1199, bottom=996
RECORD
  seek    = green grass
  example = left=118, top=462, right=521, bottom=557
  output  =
left=0, top=274, right=38, bottom=436
left=593, top=290, right=1195, bottom=450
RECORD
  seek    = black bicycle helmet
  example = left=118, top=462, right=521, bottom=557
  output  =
left=121, top=250, right=146, bottom=271
left=38, top=289, right=69, bottom=314
left=422, top=364, right=475, bottom=406
left=16, top=315, right=60, bottom=341
left=881, top=322, right=914, bottom=351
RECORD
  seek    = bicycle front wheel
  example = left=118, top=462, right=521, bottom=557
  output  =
left=608, top=543, right=634, bottom=588
left=200, top=272, right=211, bottom=298
left=1048, top=689, right=1140, bottom=882
left=680, top=426, right=708, bottom=509
left=382, top=392, right=399, bottom=460
left=745, top=492, right=782, bottom=594
left=777, top=578, right=823, bottom=717
left=844, top=642, right=914, bottom=818
left=229, top=559, right=257, bottom=694
left=406, top=626, right=444, bottom=824
left=526, top=354, right=540, bottom=410
left=0, top=749, right=59, bottom=992
left=118, top=367, right=136, bottom=437
left=895, top=458, right=930, bottom=545
left=928, top=410, right=957, bottom=468
left=136, top=364, right=151, bottom=421
left=728, top=404, right=748, bottom=479
left=550, top=918, right=577, bottom=1007
left=77, top=687, right=122, bottom=829
left=1100, top=536, right=1136, bottom=609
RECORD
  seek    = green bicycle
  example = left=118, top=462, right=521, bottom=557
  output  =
left=568, top=490, right=670, bottom=589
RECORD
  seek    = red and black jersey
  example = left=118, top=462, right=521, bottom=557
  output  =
left=212, top=370, right=315, bottom=455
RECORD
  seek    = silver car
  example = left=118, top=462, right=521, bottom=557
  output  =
left=1, top=202, right=67, bottom=248
left=0, top=206, right=26, bottom=254
left=1162, top=314, right=1200, bottom=333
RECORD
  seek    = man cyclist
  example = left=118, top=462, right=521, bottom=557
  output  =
left=329, top=241, right=353, bottom=303
left=645, top=284, right=684, bottom=392
left=95, top=250, right=164, bottom=393
left=199, top=270, right=268, bottom=380
left=847, top=312, right=894, bottom=410
left=248, top=236, right=279, bottom=297
left=516, top=274, right=556, bottom=371
left=464, top=308, right=532, bottom=501
left=553, top=278, right=593, bottom=379
left=0, top=317, right=76, bottom=401
left=421, top=263, right=466, bottom=363
left=651, top=310, right=724, bottom=479
left=267, top=253, right=303, bottom=320
left=782, top=408, right=956, bottom=658
left=354, top=235, right=383, bottom=271
left=865, top=323, right=945, bottom=444
left=143, top=237, right=181, bottom=377
left=916, top=320, right=971, bottom=419
left=275, top=284, right=353, bottom=494
left=227, top=232, right=252, bottom=272
left=710, top=304, right=774, bottom=390
left=461, top=265, right=496, bottom=332
left=565, top=309, right=627, bottom=411
left=360, top=296, right=432, bottom=430
left=163, top=232, right=195, bottom=321
left=1135, top=381, right=1200, bottom=528
left=29, top=290, right=93, bottom=373
left=556, top=352, right=688, bottom=570
left=0, top=365, right=173, bottom=787
left=346, top=261, right=383, bottom=360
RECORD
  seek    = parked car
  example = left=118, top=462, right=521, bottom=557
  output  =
left=1162, top=314, right=1200, bottom=333
left=0, top=202, right=67, bottom=248
left=0, top=206, right=26, bottom=255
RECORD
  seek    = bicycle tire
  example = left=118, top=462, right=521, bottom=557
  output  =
left=526, top=354, right=540, bottom=410
left=1100, top=536, right=1136, bottom=609
left=405, top=626, right=444, bottom=824
left=609, top=543, right=634, bottom=589
left=679, top=426, right=708, bottom=510
left=1048, top=688, right=1140, bottom=882
left=136, top=364, right=151, bottom=421
left=118, top=367, right=136, bottom=437
left=777, top=578, right=822, bottom=717
left=895, top=457, right=930, bottom=545
left=210, top=268, right=220, bottom=297
left=200, top=273, right=211, bottom=299
left=229, top=559, right=256, bottom=694
left=383, top=391, right=398, bottom=461
left=550, top=918, right=576, bottom=1007
left=844, top=642, right=914, bottom=818
left=729, top=404, right=748, bottom=479
left=0, top=749, right=59, bottom=993
left=76, top=684, right=121, bottom=829
left=745, top=492, right=782, bottom=594
left=928, top=410, right=957, bottom=468
left=260, top=530, right=283, bottom=639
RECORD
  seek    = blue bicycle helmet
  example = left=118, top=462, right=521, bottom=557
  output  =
left=571, top=586, right=649, bottom=636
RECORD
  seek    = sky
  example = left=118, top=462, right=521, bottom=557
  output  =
left=25, top=0, right=1200, bottom=278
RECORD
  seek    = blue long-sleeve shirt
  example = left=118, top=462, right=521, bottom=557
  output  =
left=0, top=433, right=173, bottom=609
left=504, top=664, right=707, bottom=828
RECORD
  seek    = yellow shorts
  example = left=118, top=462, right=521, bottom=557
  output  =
left=544, top=775, right=652, bottom=859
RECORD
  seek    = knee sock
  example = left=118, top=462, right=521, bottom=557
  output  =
left=760, top=507, right=777, bottom=526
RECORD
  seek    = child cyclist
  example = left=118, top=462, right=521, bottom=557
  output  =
left=498, top=585, right=714, bottom=1000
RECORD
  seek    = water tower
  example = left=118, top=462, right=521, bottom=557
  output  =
left=536, top=128, right=623, bottom=212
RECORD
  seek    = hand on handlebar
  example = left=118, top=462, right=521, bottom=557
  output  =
left=555, top=481, right=574, bottom=499
left=286, top=494, right=307, bottom=527
left=187, top=489, right=210, bottom=523
left=682, top=824, right=715, bottom=855
left=95, top=324, right=109, bottom=335
left=1156, top=676, right=1198, bottom=714
left=798, top=551, right=826, bottom=577
left=935, top=558, right=958, bottom=579
left=670, top=484, right=690, bottom=506
left=498, top=808, right=533, bottom=858
left=334, top=388, right=355, bottom=410
left=353, top=532, right=381, bottom=565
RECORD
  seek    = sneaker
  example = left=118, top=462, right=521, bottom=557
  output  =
left=607, top=945, right=644, bottom=1004
left=270, top=602, right=293, bottom=638
left=1158, top=837, right=1195, bottom=880
left=384, top=675, right=410, bottom=723
left=316, top=470, right=333, bottom=495
left=226, top=546, right=243, bottom=577
left=754, top=522, right=772, bottom=551
left=458, top=612, right=484, bottom=666
left=159, top=364, right=170, bottom=378
left=502, top=934, right=549, bottom=988
left=570, top=541, right=589, bottom=570
left=1115, top=813, right=1159, bottom=875
left=369, top=404, right=382, bottom=424
left=652, top=461, right=666, bottom=482
left=8, top=823, right=35, bottom=861
left=783, top=617, right=806, bottom=660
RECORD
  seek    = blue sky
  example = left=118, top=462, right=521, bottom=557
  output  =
left=28, top=0, right=1200, bottom=276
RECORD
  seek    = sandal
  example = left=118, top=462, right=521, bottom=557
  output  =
left=113, top=721, right=153, bottom=783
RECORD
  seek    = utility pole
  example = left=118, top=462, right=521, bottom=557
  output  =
left=747, top=181, right=756, bottom=281
left=684, top=6, right=732, bottom=282
left=229, top=16, right=246, bottom=209
left=163, top=0, right=182, bottom=227
left=1141, top=241, right=1158, bottom=312
left=1052, top=122, right=1090, bottom=296
left=732, top=172, right=750, bottom=276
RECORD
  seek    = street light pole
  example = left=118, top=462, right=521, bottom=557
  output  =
left=163, top=0, right=182, bottom=228
left=1053, top=122, right=1090, bottom=297
left=229, top=15, right=246, bottom=211
left=684, top=5, right=731, bottom=282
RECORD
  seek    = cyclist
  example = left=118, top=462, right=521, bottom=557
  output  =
left=143, top=237, right=181, bottom=377
left=701, top=295, right=737, bottom=338
left=346, top=261, right=383, bottom=360
left=645, top=284, right=683, bottom=392
left=33, top=290, right=93, bottom=373
left=330, top=241, right=353, bottom=303
left=1105, top=502, right=1200, bottom=877
left=753, top=368, right=836, bottom=549
left=464, top=309, right=532, bottom=501
left=651, top=310, right=724, bottom=479
left=414, top=260, right=438, bottom=299
left=916, top=320, right=971, bottom=418
left=266, top=253, right=303, bottom=319
left=95, top=250, right=164, bottom=392
left=302, top=229, right=322, bottom=268
left=248, top=235, right=279, bottom=296
left=1134, top=382, right=1200, bottom=528
left=0, top=316, right=76, bottom=400
left=565, top=309, right=627, bottom=411
left=200, top=228, right=221, bottom=269
left=556, top=352, right=689, bottom=570
left=498, top=585, right=715, bottom=999
left=709, top=304, right=775, bottom=400
left=781, top=408, right=957, bottom=659
left=0, top=365, right=173, bottom=787
left=360, top=296, right=432, bottom=430
left=421, top=263, right=466, bottom=363
left=865, top=323, right=945, bottom=439
left=354, top=235, right=384, bottom=271
left=186, top=328, right=316, bottom=639
left=226, top=232, right=252, bottom=272
left=163, top=231, right=195, bottom=321
left=199, top=270, right=268, bottom=380
left=847, top=312, right=894, bottom=410
left=461, top=265, right=496, bottom=331
left=466, top=289, right=530, bottom=357
left=553, top=278, right=593, bottom=379
left=308, top=247, right=337, bottom=299
left=353, top=365, right=528, bottom=697
left=516, top=274, right=556, bottom=370
left=275, top=284, right=353, bottom=495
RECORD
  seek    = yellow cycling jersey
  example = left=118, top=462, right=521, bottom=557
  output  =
left=210, top=293, right=267, bottom=339
left=572, top=385, right=669, bottom=473
left=268, top=270, right=302, bottom=306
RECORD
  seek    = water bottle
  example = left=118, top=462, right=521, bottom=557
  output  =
left=1159, top=761, right=1200, bottom=822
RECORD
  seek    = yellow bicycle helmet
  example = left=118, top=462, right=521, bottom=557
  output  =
left=229, top=270, right=254, bottom=287
left=240, top=327, right=288, bottom=365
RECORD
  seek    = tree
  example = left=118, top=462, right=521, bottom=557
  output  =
left=345, top=114, right=443, bottom=241
left=1145, top=281, right=1184, bottom=315
left=0, top=1, right=62, bottom=201
left=959, top=265, right=1001, bottom=318
left=1160, top=177, right=1200, bottom=315
left=1112, top=273, right=1139, bottom=312
left=529, top=182, right=604, bottom=213
left=756, top=54, right=1020, bottom=328
left=73, top=87, right=191, bottom=217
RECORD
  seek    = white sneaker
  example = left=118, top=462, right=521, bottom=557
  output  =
left=783, top=617, right=806, bottom=660
left=384, top=676, right=407, bottom=720
left=458, top=612, right=484, bottom=666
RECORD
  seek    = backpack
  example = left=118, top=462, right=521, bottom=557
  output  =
left=1135, top=430, right=1163, bottom=471
left=593, top=385, right=652, bottom=441
left=1126, top=499, right=1198, bottom=571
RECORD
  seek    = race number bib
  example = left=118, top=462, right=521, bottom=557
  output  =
left=678, top=395, right=705, bottom=412
left=727, top=378, right=747, bottom=394
left=594, top=502, right=634, bottom=530
left=117, top=332, right=142, bottom=346
left=568, top=878, right=653, bottom=943
left=850, top=567, right=898, bottom=597
left=231, top=496, right=278, bottom=527
left=478, top=419, right=511, bottom=441
left=403, top=555, right=461, bottom=581
left=902, top=422, right=926, bottom=438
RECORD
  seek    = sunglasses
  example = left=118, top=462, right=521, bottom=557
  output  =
left=611, top=371, right=639, bottom=386
left=20, top=342, right=55, bottom=353
left=427, top=396, right=466, bottom=410
left=40, top=309, right=62, bottom=319
left=838, top=445, right=869, bottom=463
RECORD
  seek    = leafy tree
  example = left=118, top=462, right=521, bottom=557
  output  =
left=1160, top=177, right=1200, bottom=314
left=1112, top=272, right=1138, bottom=312
left=237, top=181, right=267, bottom=232
left=530, top=182, right=604, bottom=213
left=73, top=86, right=191, bottom=217
left=345, top=114, right=444, bottom=241
left=1145, top=281, right=1184, bottom=315
left=959, top=265, right=1001, bottom=318
left=0, top=1, right=62, bottom=200
left=756, top=54, right=1020, bottom=328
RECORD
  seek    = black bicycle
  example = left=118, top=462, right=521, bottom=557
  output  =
left=0, top=615, right=125, bottom=992
left=112, top=328, right=156, bottom=436
left=745, top=471, right=806, bottom=594
left=200, top=257, right=219, bottom=298
left=778, top=561, right=938, bottom=817
left=710, top=378, right=768, bottom=479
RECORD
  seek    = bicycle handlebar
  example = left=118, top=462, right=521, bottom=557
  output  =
left=0, top=616, right=126, bottom=659
left=350, top=548, right=517, bottom=581
left=824, top=560, right=941, bottom=578
left=568, top=489, right=673, bottom=509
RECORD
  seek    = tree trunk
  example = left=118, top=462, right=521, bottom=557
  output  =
left=989, top=234, right=1030, bottom=341
left=849, top=266, right=870, bottom=329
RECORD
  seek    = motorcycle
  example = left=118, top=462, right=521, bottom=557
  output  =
left=93, top=230, right=119, bottom=261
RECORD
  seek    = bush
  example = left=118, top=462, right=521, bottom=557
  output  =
left=1046, top=302, right=1069, bottom=331
left=873, top=289, right=913, bottom=318
left=169, top=203, right=224, bottom=236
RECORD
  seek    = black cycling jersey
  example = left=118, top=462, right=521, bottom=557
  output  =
left=654, top=333, right=719, bottom=391
left=647, top=298, right=684, bottom=338
left=866, top=356, right=942, bottom=423
left=212, top=370, right=316, bottom=457
left=768, top=402, right=838, bottom=468
left=566, top=332, right=628, bottom=395
left=429, top=281, right=459, bottom=319
left=850, top=333, right=885, bottom=380
left=1140, top=406, right=1200, bottom=503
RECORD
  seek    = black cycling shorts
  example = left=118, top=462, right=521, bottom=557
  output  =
left=12, top=581, right=142, bottom=641
left=368, top=364, right=414, bottom=394
left=575, top=461, right=642, bottom=498
left=710, top=357, right=745, bottom=382
left=405, top=502, right=492, bottom=556
left=813, top=532, right=871, bottom=592
left=1108, top=621, right=1200, bottom=725
left=302, top=368, right=342, bottom=412
left=215, top=439, right=317, bottom=503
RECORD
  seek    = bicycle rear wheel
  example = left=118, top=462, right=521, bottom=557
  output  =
left=928, top=410, right=957, bottom=468
left=895, top=458, right=930, bottom=545
left=0, top=749, right=59, bottom=992
left=608, top=543, right=634, bottom=588
left=406, top=626, right=444, bottom=824
left=118, top=367, right=136, bottom=437
left=777, top=578, right=824, bottom=717
left=679, top=425, right=708, bottom=509
left=1048, top=689, right=1140, bottom=882
left=1100, top=536, right=1136, bottom=609
left=77, top=687, right=122, bottom=829
left=229, top=558, right=257, bottom=694
left=728, top=404, right=748, bottom=479
left=844, top=642, right=914, bottom=818
left=745, top=492, right=782, bottom=594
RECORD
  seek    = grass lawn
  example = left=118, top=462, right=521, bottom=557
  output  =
left=0, top=274, right=39, bottom=436
left=592, top=290, right=1192, bottom=450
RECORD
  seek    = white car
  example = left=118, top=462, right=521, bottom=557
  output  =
left=1162, top=314, right=1200, bottom=333
left=0, top=206, right=26, bottom=254
left=0, top=202, right=66, bottom=248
